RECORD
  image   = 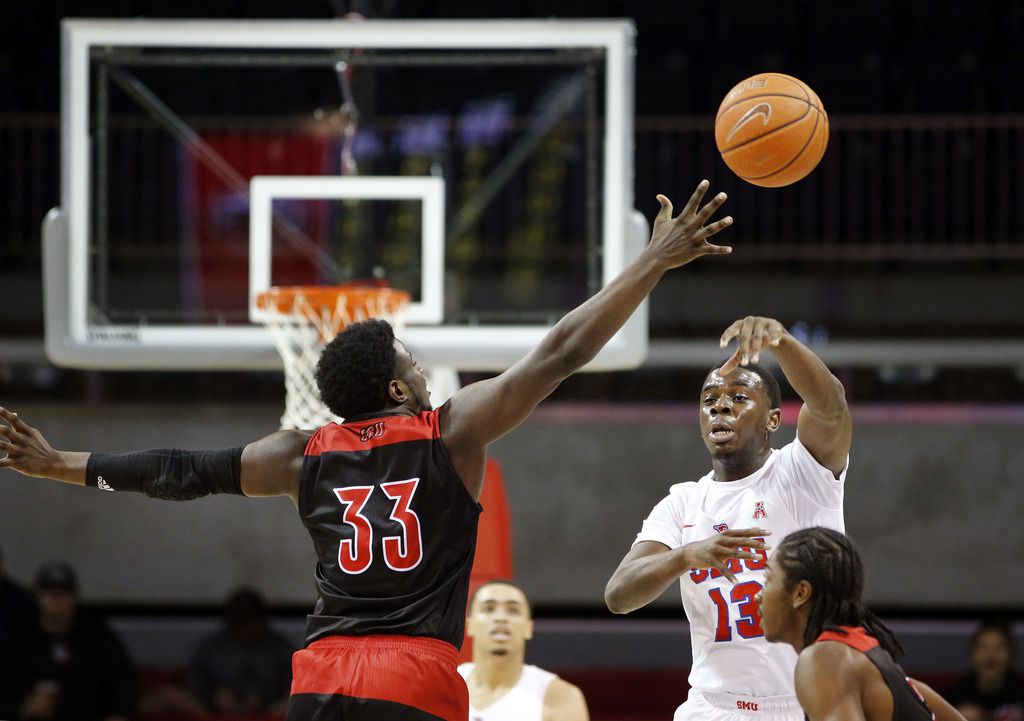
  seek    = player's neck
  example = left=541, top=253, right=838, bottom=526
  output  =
left=472, top=651, right=526, bottom=689
left=711, top=444, right=772, bottom=481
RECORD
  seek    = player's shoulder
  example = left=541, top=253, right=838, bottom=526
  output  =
left=796, top=640, right=870, bottom=715
left=542, top=674, right=588, bottom=720
left=667, top=475, right=709, bottom=497
left=798, top=638, right=872, bottom=684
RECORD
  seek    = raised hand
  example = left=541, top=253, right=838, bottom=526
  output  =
left=719, top=316, right=787, bottom=374
left=649, top=180, right=733, bottom=269
left=0, top=407, right=73, bottom=480
left=682, top=527, right=771, bottom=584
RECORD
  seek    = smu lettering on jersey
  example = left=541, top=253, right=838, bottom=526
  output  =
left=458, top=663, right=556, bottom=721
left=299, top=409, right=481, bottom=647
left=634, top=438, right=847, bottom=698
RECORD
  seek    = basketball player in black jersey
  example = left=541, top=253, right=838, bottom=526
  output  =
left=756, top=527, right=965, bottom=721
left=0, top=180, right=732, bottom=721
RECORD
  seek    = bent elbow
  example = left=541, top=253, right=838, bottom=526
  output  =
left=604, top=582, right=633, bottom=615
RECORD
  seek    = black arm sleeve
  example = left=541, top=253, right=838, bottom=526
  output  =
left=85, top=447, right=244, bottom=500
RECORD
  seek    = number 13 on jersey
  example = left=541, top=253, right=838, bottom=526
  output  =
left=334, top=478, right=423, bottom=574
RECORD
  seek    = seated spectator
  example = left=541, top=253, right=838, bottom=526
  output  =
left=143, top=587, right=294, bottom=718
left=946, top=622, right=1024, bottom=721
left=6, top=561, right=137, bottom=721
left=0, top=546, right=38, bottom=718
left=189, top=588, right=294, bottom=715
left=0, top=544, right=36, bottom=645
left=138, top=589, right=294, bottom=716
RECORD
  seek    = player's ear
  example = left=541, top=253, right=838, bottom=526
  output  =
left=767, top=408, right=781, bottom=433
left=792, top=579, right=812, bottom=608
left=388, top=379, right=409, bottom=404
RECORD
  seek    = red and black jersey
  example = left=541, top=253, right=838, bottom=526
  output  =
left=813, top=626, right=935, bottom=721
left=299, top=407, right=481, bottom=648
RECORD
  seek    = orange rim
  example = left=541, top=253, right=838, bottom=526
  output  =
left=256, top=285, right=410, bottom=314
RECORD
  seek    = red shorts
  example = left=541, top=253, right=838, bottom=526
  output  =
left=286, top=635, right=468, bottom=721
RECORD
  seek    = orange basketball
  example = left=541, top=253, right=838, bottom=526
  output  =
left=715, top=73, right=828, bottom=188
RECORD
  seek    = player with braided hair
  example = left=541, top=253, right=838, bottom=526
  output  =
left=756, top=527, right=965, bottom=721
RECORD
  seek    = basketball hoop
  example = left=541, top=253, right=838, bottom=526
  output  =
left=254, top=284, right=411, bottom=430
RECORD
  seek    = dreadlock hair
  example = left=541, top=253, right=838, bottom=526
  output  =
left=775, top=527, right=904, bottom=658
left=707, top=361, right=782, bottom=409
left=315, top=319, right=398, bottom=419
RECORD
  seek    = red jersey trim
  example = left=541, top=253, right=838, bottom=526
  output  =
left=815, top=625, right=879, bottom=653
left=290, top=634, right=466, bottom=721
left=305, top=410, right=441, bottom=456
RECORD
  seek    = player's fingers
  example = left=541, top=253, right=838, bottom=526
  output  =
left=718, top=349, right=742, bottom=375
left=736, top=316, right=758, bottom=366
left=733, top=550, right=763, bottom=561
left=726, top=527, right=771, bottom=537
left=702, top=216, right=734, bottom=240
left=719, top=566, right=738, bottom=584
left=680, top=179, right=710, bottom=218
left=751, top=327, right=772, bottom=363
left=743, top=317, right=762, bottom=361
left=655, top=194, right=674, bottom=221
left=0, top=408, right=31, bottom=435
left=719, top=320, right=742, bottom=349
left=700, top=241, right=733, bottom=256
left=695, top=192, right=728, bottom=225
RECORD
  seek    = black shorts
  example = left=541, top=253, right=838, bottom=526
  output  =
left=286, top=634, right=468, bottom=721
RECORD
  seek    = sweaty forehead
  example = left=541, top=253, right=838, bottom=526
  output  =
left=702, top=368, right=764, bottom=393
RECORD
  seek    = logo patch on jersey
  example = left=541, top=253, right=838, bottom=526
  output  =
left=96, top=476, right=114, bottom=492
left=713, top=523, right=729, bottom=533
left=359, top=421, right=386, bottom=442
left=753, top=501, right=766, bottom=520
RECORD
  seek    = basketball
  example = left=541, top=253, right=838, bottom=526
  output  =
left=714, top=73, right=828, bottom=187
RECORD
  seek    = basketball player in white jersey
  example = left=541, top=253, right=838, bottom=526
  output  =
left=459, top=580, right=589, bottom=721
left=605, top=316, right=851, bottom=721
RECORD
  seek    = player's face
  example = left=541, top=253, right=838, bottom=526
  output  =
left=755, top=556, right=796, bottom=645
left=466, top=583, right=533, bottom=658
left=394, top=341, right=432, bottom=412
left=698, top=368, right=775, bottom=457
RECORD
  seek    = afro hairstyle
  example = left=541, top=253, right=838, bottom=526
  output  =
left=315, top=319, right=399, bottom=418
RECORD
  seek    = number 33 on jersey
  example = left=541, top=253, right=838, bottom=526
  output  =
left=334, top=478, right=423, bottom=574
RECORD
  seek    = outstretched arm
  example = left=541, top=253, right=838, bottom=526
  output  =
left=442, top=181, right=733, bottom=493
left=1, top=407, right=305, bottom=504
left=719, top=317, right=850, bottom=476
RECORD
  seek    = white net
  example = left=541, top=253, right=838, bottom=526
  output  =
left=254, top=285, right=410, bottom=430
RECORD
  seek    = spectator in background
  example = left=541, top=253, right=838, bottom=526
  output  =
left=0, top=545, right=38, bottom=718
left=187, top=588, right=294, bottom=715
left=7, top=561, right=136, bottom=721
left=0, top=544, right=36, bottom=645
left=947, top=622, right=1024, bottom=721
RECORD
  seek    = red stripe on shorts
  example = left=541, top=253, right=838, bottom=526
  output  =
left=290, top=634, right=467, bottom=721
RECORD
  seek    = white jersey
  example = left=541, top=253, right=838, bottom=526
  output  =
left=458, top=662, right=557, bottom=721
left=634, top=437, right=847, bottom=699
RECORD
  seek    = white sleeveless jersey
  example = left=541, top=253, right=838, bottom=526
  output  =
left=458, top=662, right=557, bottom=721
left=634, top=438, right=847, bottom=699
